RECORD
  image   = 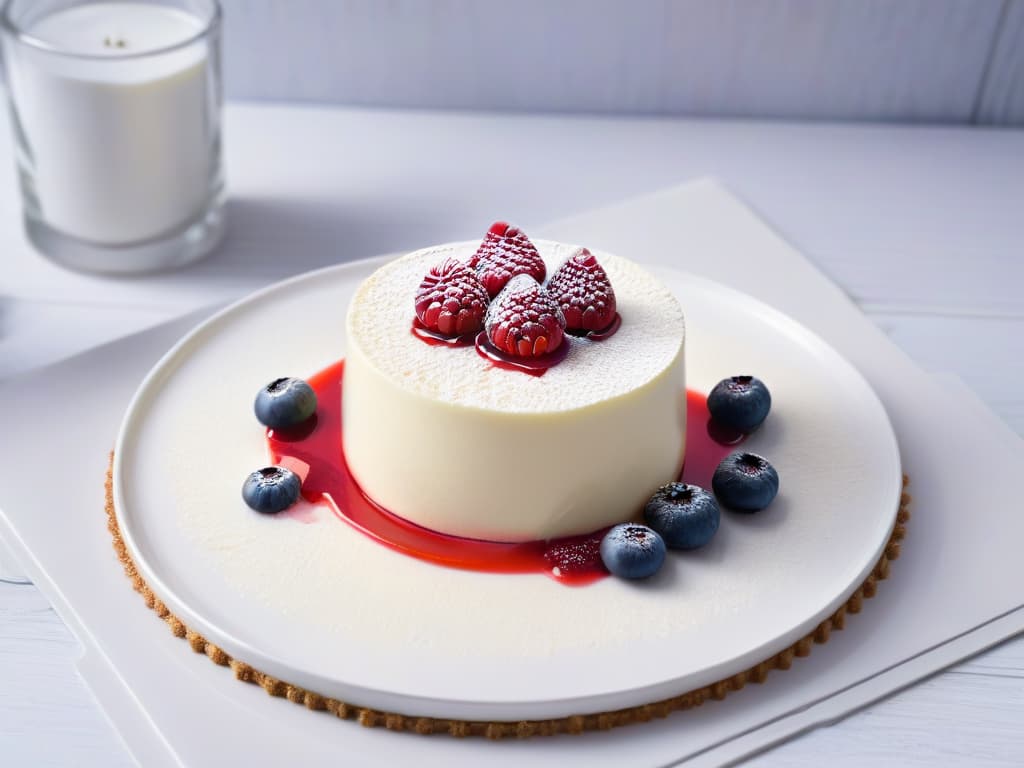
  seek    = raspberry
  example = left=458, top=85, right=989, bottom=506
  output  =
left=484, top=275, right=566, bottom=357
left=546, top=247, right=617, bottom=332
left=469, top=222, right=546, bottom=298
left=414, top=258, right=490, bottom=337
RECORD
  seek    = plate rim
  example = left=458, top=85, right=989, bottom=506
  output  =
left=112, top=254, right=903, bottom=720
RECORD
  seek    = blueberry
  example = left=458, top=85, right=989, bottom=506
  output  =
left=712, top=453, right=779, bottom=512
left=643, top=482, right=720, bottom=550
left=254, top=377, right=317, bottom=429
left=707, top=376, right=771, bottom=432
left=242, top=466, right=301, bottom=513
left=599, top=523, right=666, bottom=579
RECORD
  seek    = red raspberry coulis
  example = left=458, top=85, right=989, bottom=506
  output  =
left=410, top=317, right=477, bottom=347
left=267, top=361, right=744, bottom=586
left=412, top=313, right=622, bottom=375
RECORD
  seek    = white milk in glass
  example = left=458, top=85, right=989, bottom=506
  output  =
left=6, top=3, right=214, bottom=245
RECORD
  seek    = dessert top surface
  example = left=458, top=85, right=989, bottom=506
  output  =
left=346, top=240, right=685, bottom=413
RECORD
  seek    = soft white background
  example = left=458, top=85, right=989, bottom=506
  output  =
left=1, top=0, right=1023, bottom=765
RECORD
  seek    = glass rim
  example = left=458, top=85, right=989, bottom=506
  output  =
left=0, top=0, right=222, bottom=60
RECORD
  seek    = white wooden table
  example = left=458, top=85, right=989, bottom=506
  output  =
left=1, top=102, right=1022, bottom=766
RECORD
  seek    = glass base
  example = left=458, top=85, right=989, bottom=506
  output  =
left=24, top=200, right=225, bottom=275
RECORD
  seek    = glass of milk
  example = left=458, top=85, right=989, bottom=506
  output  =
left=1, top=0, right=224, bottom=274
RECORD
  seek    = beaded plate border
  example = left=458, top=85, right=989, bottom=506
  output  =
left=105, top=456, right=910, bottom=739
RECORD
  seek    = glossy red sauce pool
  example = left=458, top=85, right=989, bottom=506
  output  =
left=268, top=361, right=742, bottom=586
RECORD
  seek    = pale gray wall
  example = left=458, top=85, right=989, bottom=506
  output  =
left=185, top=1, right=1024, bottom=124
left=213, top=0, right=1024, bottom=124
left=6, top=1, right=1021, bottom=123
left=3, top=1, right=1020, bottom=123
left=977, top=0, right=1024, bottom=124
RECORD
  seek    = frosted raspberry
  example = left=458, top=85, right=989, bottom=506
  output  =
left=469, top=222, right=546, bottom=298
left=546, top=247, right=617, bottom=332
left=414, top=258, right=490, bottom=337
left=484, top=275, right=566, bottom=357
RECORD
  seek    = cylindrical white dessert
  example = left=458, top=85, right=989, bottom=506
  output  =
left=343, top=240, right=685, bottom=543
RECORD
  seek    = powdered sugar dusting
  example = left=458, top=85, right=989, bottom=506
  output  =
left=347, top=240, right=685, bottom=414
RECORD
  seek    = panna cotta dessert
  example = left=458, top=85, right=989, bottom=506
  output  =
left=342, top=225, right=686, bottom=543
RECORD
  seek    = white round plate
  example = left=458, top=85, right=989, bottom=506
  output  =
left=113, top=256, right=902, bottom=721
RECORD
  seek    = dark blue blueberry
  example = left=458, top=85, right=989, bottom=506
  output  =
left=242, top=466, right=301, bottom=513
left=254, top=377, right=317, bottom=429
left=599, top=523, right=666, bottom=579
left=712, top=453, right=779, bottom=512
left=643, top=482, right=720, bottom=550
left=707, top=376, right=771, bottom=433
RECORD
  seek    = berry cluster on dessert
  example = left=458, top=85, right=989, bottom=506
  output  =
left=413, top=222, right=619, bottom=370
